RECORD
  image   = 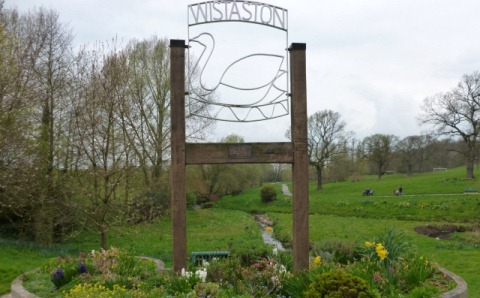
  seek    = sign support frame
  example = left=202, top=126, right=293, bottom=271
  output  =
left=170, top=40, right=308, bottom=273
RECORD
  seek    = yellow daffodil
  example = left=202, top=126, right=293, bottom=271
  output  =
left=375, top=243, right=385, bottom=252
left=313, top=256, right=321, bottom=265
left=377, top=249, right=388, bottom=260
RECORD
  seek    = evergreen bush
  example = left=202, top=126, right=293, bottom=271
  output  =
left=260, top=184, right=277, bottom=203
left=304, top=270, right=375, bottom=298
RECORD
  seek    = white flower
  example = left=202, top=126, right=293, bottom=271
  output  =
left=181, top=268, right=192, bottom=278
left=195, top=268, right=207, bottom=282
left=272, top=248, right=278, bottom=256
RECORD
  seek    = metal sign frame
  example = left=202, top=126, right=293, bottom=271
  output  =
left=170, top=0, right=309, bottom=273
left=187, top=0, right=289, bottom=122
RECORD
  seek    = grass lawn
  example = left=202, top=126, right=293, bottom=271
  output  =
left=59, top=208, right=266, bottom=263
left=0, top=242, right=72, bottom=294
left=214, top=167, right=480, bottom=296
left=1, top=166, right=478, bottom=296
left=269, top=212, right=479, bottom=296
left=0, top=209, right=267, bottom=295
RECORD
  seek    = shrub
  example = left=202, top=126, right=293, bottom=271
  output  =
left=260, top=184, right=277, bottom=203
left=194, top=282, right=221, bottom=297
left=239, top=258, right=288, bottom=297
left=186, top=192, right=197, bottom=209
left=127, top=190, right=170, bottom=223
left=281, top=263, right=334, bottom=297
left=313, top=240, right=358, bottom=265
left=207, top=256, right=243, bottom=287
left=304, top=270, right=375, bottom=298
left=231, top=245, right=271, bottom=266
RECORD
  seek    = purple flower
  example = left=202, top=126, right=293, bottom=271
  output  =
left=51, top=268, right=65, bottom=288
left=52, top=268, right=64, bottom=280
left=78, top=263, right=87, bottom=274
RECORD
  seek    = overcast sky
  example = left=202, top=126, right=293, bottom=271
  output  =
left=6, top=0, right=480, bottom=142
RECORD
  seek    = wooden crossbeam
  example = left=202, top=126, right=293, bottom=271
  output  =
left=186, top=142, right=293, bottom=164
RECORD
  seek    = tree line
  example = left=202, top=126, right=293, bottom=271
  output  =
left=0, top=6, right=215, bottom=247
left=304, top=119, right=466, bottom=191
left=1, top=5, right=478, bottom=248
left=306, top=71, right=480, bottom=190
left=0, top=6, right=276, bottom=248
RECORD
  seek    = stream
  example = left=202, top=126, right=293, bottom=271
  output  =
left=255, top=214, right=286, bottom=251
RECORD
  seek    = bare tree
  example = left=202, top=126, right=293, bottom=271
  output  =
left=306, top=110, right=350, bottom=190
left=362, top=134, right=398, bottom=180
left=419, top=72, right=480, bottom=179
left=71, top=43, right=131, bottom=249
left=269, top=163, right=290, bottom=183
left=396, top=135, right=433, bottom=174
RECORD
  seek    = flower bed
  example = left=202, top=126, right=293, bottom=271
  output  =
left=19, top=230, right=462, bottom=297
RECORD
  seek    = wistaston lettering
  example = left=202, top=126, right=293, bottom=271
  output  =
left=188, top=0, right=288, bottom=31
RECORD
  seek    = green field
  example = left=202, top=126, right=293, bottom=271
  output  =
left=214, top=167, right=480, bottom=296
left=0, top=241, right=75, bottom=294
left=1, top=167, right=479, bottom=296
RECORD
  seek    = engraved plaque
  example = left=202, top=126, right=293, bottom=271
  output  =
left=228, top=144, right=252, bottom=159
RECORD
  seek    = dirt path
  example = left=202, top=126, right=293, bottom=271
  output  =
left=281, top=184, right=292, bottom=196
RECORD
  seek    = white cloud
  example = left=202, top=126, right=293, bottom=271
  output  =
left=6, top=0, right=480, bottom=141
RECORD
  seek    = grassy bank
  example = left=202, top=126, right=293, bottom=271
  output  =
left=0, top=241, right=74, bottom=294
left=1, top=166, right=478, bottom=296
left=214, top=167, right=480, bottom=296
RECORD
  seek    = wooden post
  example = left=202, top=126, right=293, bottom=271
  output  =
left=170, top=39, right=187, bottom=273
left=169, top=39, right=308, bottom=272
left=289, top=43, right=309, bottom=271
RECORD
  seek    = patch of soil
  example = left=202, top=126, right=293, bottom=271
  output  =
left=414, top=225, right=467, bottom=239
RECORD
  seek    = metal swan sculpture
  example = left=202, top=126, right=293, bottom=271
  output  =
left=189, top=32, right=287, bottom=107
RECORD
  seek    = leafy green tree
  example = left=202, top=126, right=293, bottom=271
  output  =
left=31, top=8, right=74, bottom=244
left=121, top=37, right=213, bottom=191
left=0, top=7, right=74, bottom=243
